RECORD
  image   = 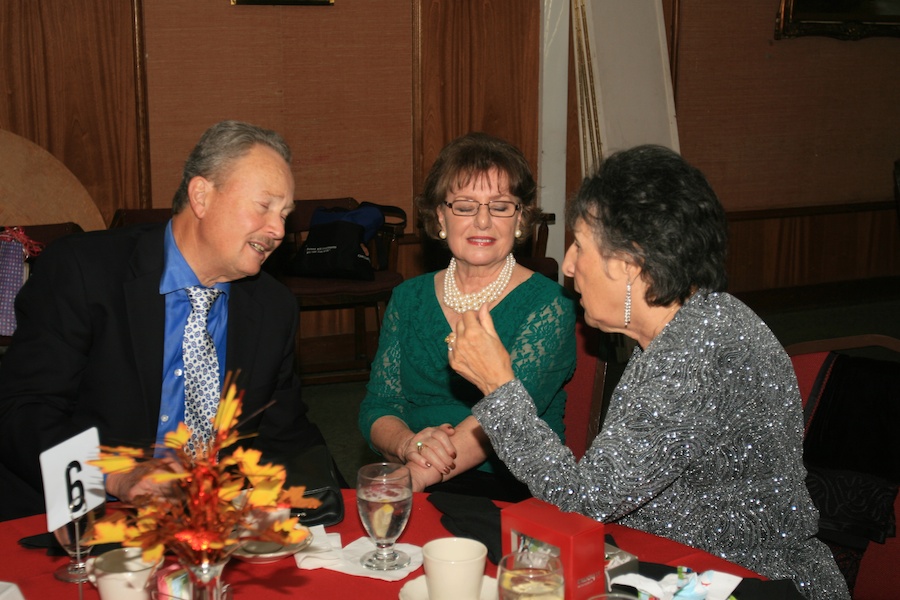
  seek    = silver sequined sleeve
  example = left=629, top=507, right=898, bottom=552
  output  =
left=472, top=291, right=849, bottom=600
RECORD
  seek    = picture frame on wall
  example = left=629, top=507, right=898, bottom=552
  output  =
left=775, top=0, right=900, bottom=40
left=231, top=0, right=332, bottom=5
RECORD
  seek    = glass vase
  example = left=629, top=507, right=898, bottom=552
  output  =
left=181, top=559, right=231, bottom=600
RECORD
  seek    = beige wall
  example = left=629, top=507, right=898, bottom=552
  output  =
left=2, top=0, right=897, bottom=292
left=143, top=0, right=414, bottom=214
left=670, top=2, right=900, bottom=211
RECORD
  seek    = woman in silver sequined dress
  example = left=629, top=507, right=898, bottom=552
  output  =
left=447, top=145, right=849, bottom=600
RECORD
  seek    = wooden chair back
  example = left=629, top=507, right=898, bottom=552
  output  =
left=562, top=318, right=630, bottom=459
left=109, top=207, right=172, bottom=228
left=278, top=197, right=408, bottom=384
left=516, top=211, right=558, bottom=281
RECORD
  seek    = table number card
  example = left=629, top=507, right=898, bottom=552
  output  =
left=39, top=427, right=105, bottom=532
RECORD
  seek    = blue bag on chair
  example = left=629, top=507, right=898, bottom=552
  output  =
left=308, top=203, right=385, bottom=243
left=290, top=203, right=386, bottom=280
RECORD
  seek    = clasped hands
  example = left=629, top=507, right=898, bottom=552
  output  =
left=403, top=423, right=457, bottom=490
left=402, top=305, right=516, bottom=491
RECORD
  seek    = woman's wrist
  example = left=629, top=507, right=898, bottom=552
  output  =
left=396, top=433, right=416, bottom=464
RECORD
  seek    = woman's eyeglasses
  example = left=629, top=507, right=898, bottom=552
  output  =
left=444, top=200, right=521, bottom=218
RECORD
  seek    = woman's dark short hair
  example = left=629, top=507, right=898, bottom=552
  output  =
left=566, top=144, right=728, bottom=305
left=172, top=120, right=292, bottom=213
left=417, top=132, right=539, bottom=244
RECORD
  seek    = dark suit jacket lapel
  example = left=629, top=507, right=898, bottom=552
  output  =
left=226, top=278, right=263, bottom=383
left=123, top=227, right=166, bottom=419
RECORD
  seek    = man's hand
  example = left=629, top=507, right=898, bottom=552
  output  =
left=106, top=457, right=182, bottom=504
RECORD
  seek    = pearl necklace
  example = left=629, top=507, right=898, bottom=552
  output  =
left=443, top=254, right=516, bottom=313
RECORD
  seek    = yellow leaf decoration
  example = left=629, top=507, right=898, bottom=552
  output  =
left=162, top=422, right=191, bottom=450
left=148, top=470, right=191, bottom=484
left=212, top=380, right=243, bottom=434
left=141, top=543, right=165, bottom=566
left=87, top=454, right=139, bottom=474
left=279, top=485, right=323, bottom=510
left=87, top=374, right=317, bottom=566
left=90, top=517, right=128, bottom=544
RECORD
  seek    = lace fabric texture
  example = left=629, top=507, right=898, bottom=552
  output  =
left=358, top=272, right=576, bottom=474
left=473, top=291, right=850, bottom=600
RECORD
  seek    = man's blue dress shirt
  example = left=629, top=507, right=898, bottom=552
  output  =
left=156, top=221, right=229, bottom=453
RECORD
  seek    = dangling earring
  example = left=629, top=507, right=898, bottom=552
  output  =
left=514, top=229, right=522, bottom=239
left=439, top=230, right=447, bottom=239
left=624, top=280, right=632, bottom=327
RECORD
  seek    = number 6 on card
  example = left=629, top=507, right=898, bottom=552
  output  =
left=39, top=427, right=106, bottom=532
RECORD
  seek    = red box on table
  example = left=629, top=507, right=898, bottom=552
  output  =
left=501, top=498, right=606, bottom=600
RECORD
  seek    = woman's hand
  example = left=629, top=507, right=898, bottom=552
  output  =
left=370, top=416, right=458, bottom=475
left=448, top=304, right=515, bottom=396
left=402, top=424, right=457, bottom=476
left=406, top=460, right=447, bottom=492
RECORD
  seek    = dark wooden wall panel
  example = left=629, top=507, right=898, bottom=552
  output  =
left=0, top=1, right=140, bottom=224
left=727, top=207, right=899, bottom=292
left=417, top=0, right=541, bottom=200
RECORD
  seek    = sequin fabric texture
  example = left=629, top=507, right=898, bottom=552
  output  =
left=473, top=291, right=849, bottom=600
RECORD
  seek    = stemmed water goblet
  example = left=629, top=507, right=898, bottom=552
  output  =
left=52, top=502, right=105, bottom=583
left=356, top=462, right=413, bottom=570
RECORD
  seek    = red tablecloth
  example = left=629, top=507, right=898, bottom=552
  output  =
left=0, top=489, right=760, bottom=598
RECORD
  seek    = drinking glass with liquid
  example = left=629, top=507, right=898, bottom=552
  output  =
left=497, top=552, right=564, bottom=600
left=356, top=462, right=413, bottom=570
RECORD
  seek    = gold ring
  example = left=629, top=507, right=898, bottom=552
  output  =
left=444, top=334, right=455, bottom=344
left=416, top=441, right=424, bottom=454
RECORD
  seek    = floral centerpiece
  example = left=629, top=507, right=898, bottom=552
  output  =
left=88, top=376, right=321, bottom=598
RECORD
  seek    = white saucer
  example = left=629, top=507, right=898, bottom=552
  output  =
left=399, top=574, right=498, bottom=600
left=232, top=527, right=314, bottom=564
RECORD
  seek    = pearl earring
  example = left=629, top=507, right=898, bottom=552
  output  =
left=514, top=229, right=522, bottom=239
left=439, top=230, right=447, bottom=239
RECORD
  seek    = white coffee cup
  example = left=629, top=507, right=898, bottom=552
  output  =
left=423, top=537, right=487, bottom=600
left=88, top=547, right=161, bottom=600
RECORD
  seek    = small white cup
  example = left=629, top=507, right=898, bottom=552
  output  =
left=423, top=537, right=487, bottom=600
left=88, top=547, right=161, bottom=600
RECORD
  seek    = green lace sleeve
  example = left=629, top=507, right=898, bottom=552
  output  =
left=508, top=283, right=577, bottom=417
left=357, top=295, right=405, bottom=447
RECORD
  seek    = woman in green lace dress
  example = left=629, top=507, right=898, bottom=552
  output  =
left=357, top=133, right=576, bottom=501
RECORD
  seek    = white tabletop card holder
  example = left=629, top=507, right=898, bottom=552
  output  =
left=39, top=427, right=106, bottom=533
left=0, top=582, right=25, bottom=600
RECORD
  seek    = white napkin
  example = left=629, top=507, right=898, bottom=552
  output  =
left=0, top=582, right=25, bottom=600
left=295, top=525, right=423, bottom=582
left=610, top=570, right=741, bottom=600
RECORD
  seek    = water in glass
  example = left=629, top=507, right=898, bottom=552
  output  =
left=356, top=462, right=412, bottom=570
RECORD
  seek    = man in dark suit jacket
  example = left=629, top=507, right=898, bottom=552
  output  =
left=0, top=121, right=334, bottom=519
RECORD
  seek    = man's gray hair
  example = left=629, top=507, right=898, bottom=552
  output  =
left=172, top=120, right=292, bottom=213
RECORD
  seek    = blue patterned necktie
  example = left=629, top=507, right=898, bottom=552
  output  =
left=182, top=286, right=223, bottom=459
